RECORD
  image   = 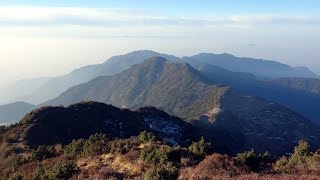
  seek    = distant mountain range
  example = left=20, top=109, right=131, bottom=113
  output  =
left=42, top=57, right=320, bottom=155
left=183, top=53, right=317, bottom=78
left=0, top=102, right=35, bottom=125
left=1, top=50, right=320, bottom=127
left=0, top=77, right=50, bottom=105
left=1, top=50, right=317, bottom=106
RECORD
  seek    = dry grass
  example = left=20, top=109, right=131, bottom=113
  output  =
left=75, top=149, right=144, bottom=179
left=179, top=154, right=249, bottom=179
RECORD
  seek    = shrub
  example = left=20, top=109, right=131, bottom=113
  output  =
left=141, top=144, right=179, bottom=180
left=275, top=156, right=290, bottom=173
left=144, top=162, right=178, bottom=180
left=188, top=137, right=211, bottom=158
left=34, top=160, right=79, bottom=180
left=82, top=133, right=109, bottom=156
left=140, top=144, right=177, bottom=165
left=64, top=139, right=85, bottom=157
left=64, top=133, right=109, bottom=157
left=236, top=149, right=272, bottom=172
left=31, top=145, right=56, bottom=161
left=110, top=138, right=139, bottom=154
left=138, top=131, right=156, bottom=143
left=274, top=140, right=320, bottom=174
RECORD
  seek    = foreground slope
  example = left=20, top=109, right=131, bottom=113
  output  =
left=44, top=57, right=320, bottom=155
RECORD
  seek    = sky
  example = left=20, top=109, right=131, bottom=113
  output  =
left=0, top=0, right=320, bottom=85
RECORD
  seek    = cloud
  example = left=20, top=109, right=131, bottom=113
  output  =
left=231, top=15, right=320, bottom=25
left=1, top=6, right=320, bottom=28
left=1, top=6, right=320, bottom=40
left=0, top=6, right=210, bottom=27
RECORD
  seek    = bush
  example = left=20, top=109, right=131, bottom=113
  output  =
left=144, top=162, right=178, bottom=180
left=64, top=139, right=85, bottom=157
left=188, top=137, right=211, bottom=158
left=64, top=133, right=109, bottom=157
left=110, top=138, right=139, bottom=154
left=275, top=156, right=290, bottom=173
left=31, top=145, right=56, bottom=161
left=140, top=144, right=177, bottom=165
left=82, top=133, right=109, bottom=156
left=34, top=160, right=79, bottom=180
left=274, top=140, right=320, bottom=174
left=141, top=144, right=179, bottom=180
left=139, top=131, right=156, bottom=143
left=236, top=149, right=272, bottom=172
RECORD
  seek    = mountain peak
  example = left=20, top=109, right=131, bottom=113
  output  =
left=143, top=56, right=168, bottom=64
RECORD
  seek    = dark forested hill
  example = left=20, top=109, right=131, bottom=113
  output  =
left=3, top=101, right=194, bottom=147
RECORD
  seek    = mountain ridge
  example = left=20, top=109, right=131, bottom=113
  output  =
left=1, top=50, right=316, bottom=106
left=42, top=57, right=320, bottom=155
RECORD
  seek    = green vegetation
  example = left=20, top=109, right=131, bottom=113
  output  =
left=33, top=160, right=79, bottom=180
left=31, top=145, right=56, bottom=161
left=82, top=133, right=109, bottom=156
left=144, top=162, right=178, bottom=180
left=64, top=138, right=85, bottom=157
left=188, top=137, right=211, bottom=158
left=274, top=140, right=320, bottom=174
left=141, top=144, right=179, bottom=180
left=236, top=149, right=272, bottom=172
left=138, top=131, right=156, bottom=143
left=110, top=137, right=140, bottom=154
left=1, top=129, right=320, bottom=179
left=64, top=133, right=109, bottom=157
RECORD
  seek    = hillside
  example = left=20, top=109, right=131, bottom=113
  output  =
left=272, top=77, right=320, bottom=94
left=0, top=102, right=36, bottom=125
left=44, top=57, right=320, bottom=155
left=44, top=57, right=226, bottom=121
left=197, top=64, right=320, bottom=123
left=205, top=90, right=320, bottom=155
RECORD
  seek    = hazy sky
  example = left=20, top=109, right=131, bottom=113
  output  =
left=0, top=0, right=320, bottom=85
